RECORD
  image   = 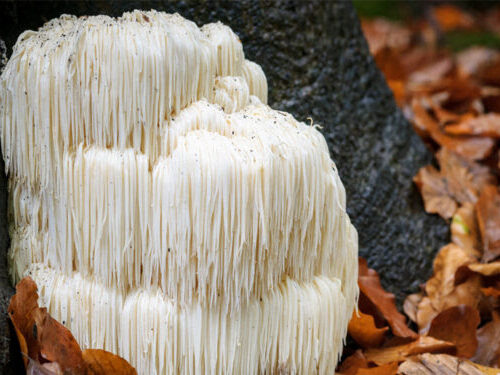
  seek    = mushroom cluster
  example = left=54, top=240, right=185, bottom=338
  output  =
left=0, top=10, right=358, bottom=374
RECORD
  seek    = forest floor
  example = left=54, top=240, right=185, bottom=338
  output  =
left=337, top=4, right=500, bottom=374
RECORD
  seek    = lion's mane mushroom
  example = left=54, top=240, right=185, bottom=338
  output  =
left=0, top=10, right=358, bottom=374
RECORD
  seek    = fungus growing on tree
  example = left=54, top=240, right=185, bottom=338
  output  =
left=0, top=10, right=358, bottom=374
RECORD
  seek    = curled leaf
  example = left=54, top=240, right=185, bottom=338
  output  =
left=399, top=353, right=499, bottom=375
left=427, top=305, right=480, bottom=358
left=364, top=336, right=455, bottom=365
left=83, top=349, right=137, bottom=375
left=348, top=310, right=388, bottom=348
left=472, top=311, right=500, bottom=368
left=476, top=185, right=500, bottom=262
left=358, top=259, right=418, bottom=339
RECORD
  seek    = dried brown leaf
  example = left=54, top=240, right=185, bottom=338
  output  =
left=472, top=311, right=500, bottom=368
left=83, top=349, right=137, bottom=375
left=445, top=114, right=500, bottom=138
left=437, top=148, right=496, bottom=205
left=337, top=350, right=369, bottom=375
left=413, top=165, right=458, bottom=219
left=414, top=165, right=458, bottom=219
left=399, top=353, right=499, bottom=375
left=481, top=287, right=500, bottom=298
left=32, top=308, right=85, bottom=374
left=348, top=310, right=388, bottom=348
left=416, top=296, right=439, bottom=333
left=356, top=362, right=399, bottom=375
left=425, top=244, right=477, bottom=304
left=470, top=262, right=500, bottom=276
left=358, top=259, right=418, bottom=339
left=364, top=336, right=455, bottom=365
left=457, top=47, right=500, bottom=80
left=8, top=277, right=41, bottom=366
left=408, top=58, right=454, bottom=85
left=417, top=244, right=482, bottom=332
left=404, top=293, right=424, bottom=324
left=412, top=98, right=494, bottom=161
left=476, top=185, right=500, bottom=262
left=432, top=5, right=475, bottom=32
left=427, top=305, right=480, bottom=358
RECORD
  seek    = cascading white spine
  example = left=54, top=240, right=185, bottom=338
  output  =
left=1, top=9, right=358, bottom=374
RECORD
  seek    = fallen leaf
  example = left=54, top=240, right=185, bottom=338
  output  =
left=451, top=203, right=481, bottom=258
left=83, top=349, right=137, bottom=375
left=399, top=353, right=500, bottom=375
left=27, top=358, right=62, bottom=375
left=364, top=336, right=455, bottom=365
left=337, top=350, right=369, bottom=375
left=32, top=308, right=85, bottom=374
left=417, top=244, right=482, bottom=332
left=404, top=293, right=424, bottom=324
left=472, top=311, right=500, bottom=368
left=414, top=165, right=458, bottom=219
left=445, top=114, right=500, bottom=137
left=432, top=5, right=475, bottom=32
left=425, top=244, right=477, bottom=304
left=470, top=262, right=500, bottom=276
left=408, top=58, right=454, bottom=85
left=348, top=310, right=388, bottom=348
left=476, top=185, right=500, bottom=262
left=412, top=98, right=494, bottom=161
left=8, top=277, right=41, bottom=366
left=358, top=259, right=418, bottom=339
left=361, top=19, right=411, bottom=55
left=415, top=296, right=439, bottom=333
left=357, top=362, right=398, bottom=375
left=481, top=287, right=500, bottom=297
left=457, top=47, right=500, bottom=80
left=437, top=148, right=496, bottom=205
left=373, top=47, right=406, bottom=81
left=427, top=305, right=480, bottom=358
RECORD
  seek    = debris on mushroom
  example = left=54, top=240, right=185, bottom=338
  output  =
left=0, top=10, right=358, bottom=374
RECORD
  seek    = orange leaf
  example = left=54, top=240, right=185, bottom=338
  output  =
left=412, top=98, right=494, bottom=160
left=437, top=148, right=495, bottom=206
left=469, top=262, right=500, bottom=276
left=8, top=277, right=41, bottom=366
left=445, top=114, right=500, bottom=137
left=481, top=287, right=500, bottom=297
left=348, top=310, right=388, bottom=348
left=427, top=305, right=480, bottom=358
left=32, top=308, right=86, bottom=374
left=357, top=362, right=398, bottom=375
left=413, top=165, right=457, bottom=219
left=358, top=259, right=417, bottom=339
left=476, top=185, right=500, bottom=262
left=472, top=311, right=500, bottom=368
left=364, top=336, right=455, bottom=365
left=83, top=349, right=137, bottom=375
left=425, top=244, right=477, bottom=304
left=432, top=5, right=475, bottom=32
left=417, top=244, right=482, bottom=332
left=337, top=350, right=369, bottom=375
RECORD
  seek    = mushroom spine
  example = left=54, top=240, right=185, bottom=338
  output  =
left=1, top=9, right=358, bottom=374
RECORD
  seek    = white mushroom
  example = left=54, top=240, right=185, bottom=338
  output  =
left=1, top=9, right=358, bottom=374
